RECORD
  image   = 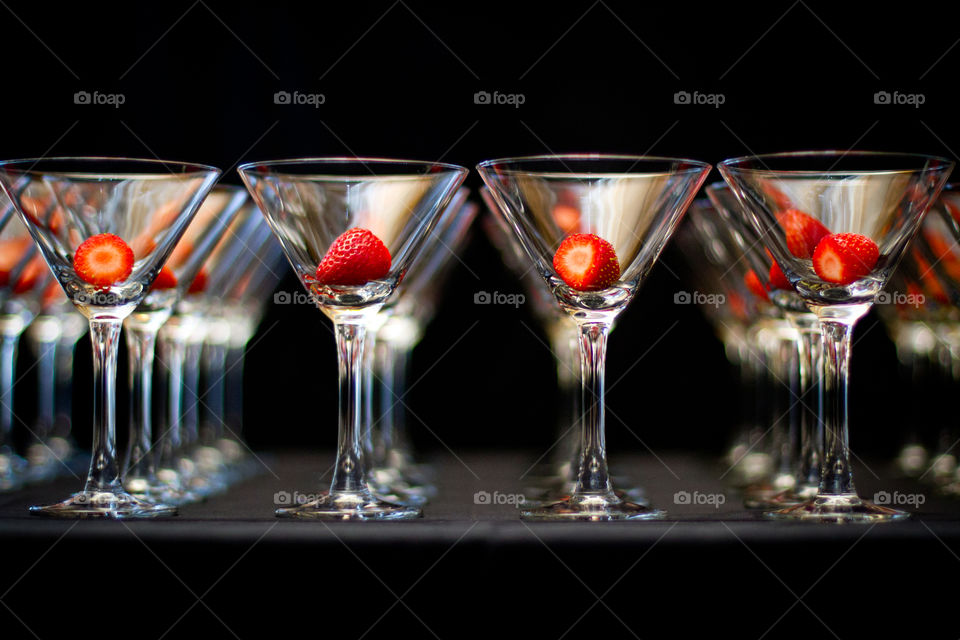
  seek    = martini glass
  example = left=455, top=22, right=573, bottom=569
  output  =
left=674, top=198, right=781, bottom=491
left=480, top=187, right=583, bottom=503
left=707, top=182, right=825, bottom=508
left=720, top=151, right=953, bottom=522
left=153, top=198, right=268, bottom=501
left=479, top=154, right=710, bottom=520
left=0, top=186, right=55, bottom=489
left=24, top=285, right=83, bottom=483
left=240, top=157, right=467, bottom=520
left=365, top=188, right=476, bottom=505
left=122, top=185, right=248, bottom=503
left=0, top=157, right=220, bottom=518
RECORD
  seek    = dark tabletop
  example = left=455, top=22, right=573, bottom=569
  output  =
left=1, top=452, right=958, bottom=639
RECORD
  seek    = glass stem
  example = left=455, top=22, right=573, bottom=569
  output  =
left=123, top=325, right=157, bottom=482
left=373, top=337, right=397, bottom=468
left=787, top=313, right=823, bottom=490
left=53, top=333, right=80, bottom=440
left=85, top=318, right=123, bottom=494
left=362, top=331, right=376, bottom=465
left=30, top=323, right=58, bottom=442
left=224, top=345, right=246, bottom=437
left=201, top=338, right=228, bottom=445
left=573, top=321, right=612, bottom=496
left=182, top=340, right=203, bottom=450
left=815, top=306, right=868, bottom=496
left=156, top=333, right=186, bottom=473
left=330, top=320, right=370, bottom=495
left=0, top=330, right=20, bottom=454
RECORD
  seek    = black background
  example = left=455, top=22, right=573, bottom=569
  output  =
left=2, top=0, right=956, bottom=461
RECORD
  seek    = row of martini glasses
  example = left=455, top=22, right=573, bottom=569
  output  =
left=0, top=151, right=951, bottom=523
left=0, top=181, right=289, bottom=511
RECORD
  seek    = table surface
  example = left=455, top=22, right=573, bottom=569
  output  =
left=2, top=452, right=959, bottom=639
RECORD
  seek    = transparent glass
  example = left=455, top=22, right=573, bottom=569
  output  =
left=240, top=157, right=467, bottom=520
left=479, top=154, right=711, bottom=520
left=720, top=151, right=953, bottom=522
left=123, top=185, right=249, bottom=505
left=704, top=183, right=824, bottom=508
left=0, top=156, right=220, bottom=518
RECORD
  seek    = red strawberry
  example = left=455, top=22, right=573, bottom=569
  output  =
left=552, top=233, right=620, bottom=291
left=744, top=270, right=768, bottom=301
left=314, top=228, right=392, bottom=286
left=13, top=255, right=47, bottom=294
left=73, top=233, right=134, bottom=287
left=552, top=204, right=581, bottom=234
left=778, top=209, right=830, bottom=258
left=768, top=261, right=791, bottom=290
left=0, top=237, right=34, bottom=288
left=812, top=233, right=880, bottom=285
left=151, top=266, right=178, bottom=291
left=188, top=269, right=208, bottom=294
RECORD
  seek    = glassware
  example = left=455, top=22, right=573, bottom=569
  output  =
left=366, top=188, right=476, bottom=505
left=153, top=198, right=268, bottom=501
left=479, top=154, right=710, bottom=520
left=0, top=157, right=220, bottom=518
left=240, top=157, right=467, bottom=520
left=0, top=186, right=54, bottom=489
left=720, top=151, right=953, bottom=522
left=122, top=185, right=249, bottom=504
left=706, top=183, right=825, bottom=509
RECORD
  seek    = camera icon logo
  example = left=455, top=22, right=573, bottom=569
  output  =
left=274, top=490, right=292, bottom=505
left=874, top=490, right=891, bottom=505
left=74, top=91, right=91, bottom=105
left=474, top=490, right=491, bottom=504
left=274, top=91, right=292, bottom=105
left=274, top=291, right=292, bottom=305
left=674, top=291, right=691, bottom=304
left=674, top=91, right=691, bottom=104
left=674, top=490, right=691, bottom=504
left=875, top=291, right=891, bottom=305
left=874, top=91, right=891, bottom=105
left=474, top=291, right=491, bottom=304
left=474, top=91, right=491, bottom=105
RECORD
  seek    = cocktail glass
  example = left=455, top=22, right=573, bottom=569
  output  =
left=240, top=157, right=467, bottom=520
left=720, top=151, right=952, bottom=522
left=122, top=185, right=248, bottom=504
left=479, top=154, right=710, bottom=520
left=0, top=157, right=220, bottom=518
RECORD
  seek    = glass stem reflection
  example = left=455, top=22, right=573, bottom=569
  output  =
left=574, top=321, right=612, bottom=496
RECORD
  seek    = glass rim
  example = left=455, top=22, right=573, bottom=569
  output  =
left=237, top=156, right=468, bottom=179
left=719, top=150, right=954, bottom=176
left=0, top=155, right=221, bottom=178
left=476, top=153, right=712, bottom=178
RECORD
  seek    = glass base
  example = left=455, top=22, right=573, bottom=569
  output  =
left=521, top=492, right=664, bottom=521
left=29, top=490, right=178, bottom=519
left=765, top=494, right=910, bottom=523
left=368, top=467, right=432, bottom=506
left=126, top=475, right=201, bottom=507
left=275, top=490, right=422, bottom=520
left=746, top=484, right=818, bottom=509
left=521, top=485, right=649, bottom=509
